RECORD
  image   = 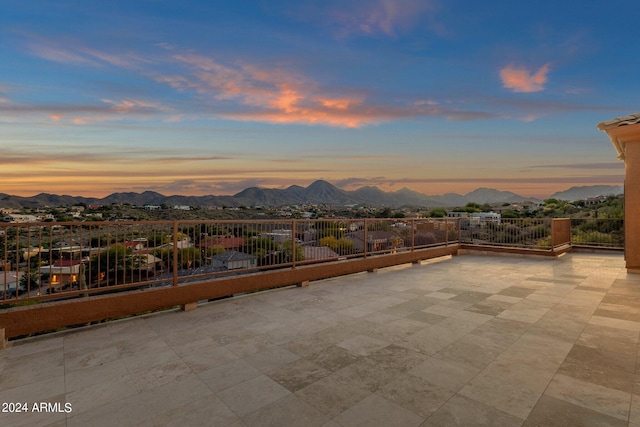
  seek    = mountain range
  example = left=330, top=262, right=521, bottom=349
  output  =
left=0, top=181, right=623, bottom=210
left=549, top=185, right=623, bottom=201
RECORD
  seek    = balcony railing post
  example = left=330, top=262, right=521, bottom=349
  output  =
left=445, top=217, right=449, bottom=245
left=363, top=219, right=368, bottom=258
left=551, top=218, right=571, bottom=249
left=411, top=218, right=415, bottom=251
left=173, top=220, right=178, bottom=287
left=292, top=219, right=297, bottom=268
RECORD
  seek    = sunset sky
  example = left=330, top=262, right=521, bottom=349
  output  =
left=0, top=0, right=635, bottom=199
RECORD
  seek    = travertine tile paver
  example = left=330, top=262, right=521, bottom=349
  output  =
left=241, top=394, right=329, bottom=427
left=1, top=252, right=640, bottom=426
left=295, top=372, right=372, bottom=417
left=408, top=356, right=481, bottom=393
left=216, top=374, right=290, bottom=417
left=376, top=373, right=454, bottom=418
left=524, top=394, right=627, bottom=427
left=422, top=393, right=524, bottom=426
left=333, top=394, right=424, bottom=427
left=266, top=358, right=331, bottom=392
left=197, top=358, right=261, bottom=392
left=545, top=373, right=631, bottom=421
left=152, top=394, right=243, bottom=426
left=336, top=334, right=390, bottom=356
left=460, top=361, right=557, bottom=419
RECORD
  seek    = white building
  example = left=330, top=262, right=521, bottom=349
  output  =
left=470, top=212, right=501, bottom=225
left=3, top=214, right=38, bottom=223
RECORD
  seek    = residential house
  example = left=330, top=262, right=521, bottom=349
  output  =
left=0, top=271, right=21, bottom=297
left=123, top=238, right=147, bottom=251
left=132, top=252, right=164, bottom=273
left=585, top=196, right=608, bottom=205
left=416, top=220, right=457, bottom=231
left=210, top=251, right=257, bottom=270
left=344, top=230, right=404, bottom=253
left=302, top=246, right=340, bottom=262
left=158, top=238, right=192, bottom=251
left=39, top=259, right=83, bottom=286
left=3, top=214, right=38, bottom=223
left=261, top=230, right=292, bottom=244
left=470, top=212, right=501, bottom=225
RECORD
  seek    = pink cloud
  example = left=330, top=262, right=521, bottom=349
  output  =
left=23, top=34, right=145, bottom=69
left=324, top=0, right=437, bottom=38
left=500, top=63, right=551, bottom=93
left=414, top=99, right=439, bottom=106
left=521, top=113, right=546, bottom=122
left=26, top=42, right=98, bottom=66
left=101, top=98, right=173, bottom=114
left=78, top=48, right=144, bottom=69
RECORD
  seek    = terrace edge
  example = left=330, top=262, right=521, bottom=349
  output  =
left=1, top=244, right=459, bottom=341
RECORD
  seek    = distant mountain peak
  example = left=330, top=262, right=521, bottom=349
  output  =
left=0, top=181, right=622, bottom=209
left=307, top=179, right=337, bottom=190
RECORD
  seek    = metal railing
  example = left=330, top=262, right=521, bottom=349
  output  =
left=570, top=218, right=624, bottom=248
left=459, top=218, right=553, bottom=249
left=0, top=216, right=627, bottom=340
left=0, top=218, right=461, bottom=303
left=0, top=217, right=625, bottom=306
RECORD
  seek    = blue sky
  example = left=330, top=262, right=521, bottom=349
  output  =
left=0, top=0, right=634, bottom=198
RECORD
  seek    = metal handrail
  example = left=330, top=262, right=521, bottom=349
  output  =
left=0, top=217, right=461, bottom=303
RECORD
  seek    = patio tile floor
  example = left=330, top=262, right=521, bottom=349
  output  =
left=1, top=252, right=639, bottom=426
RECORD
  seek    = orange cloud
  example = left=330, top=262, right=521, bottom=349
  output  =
left=227, top=110, right=369, bottom=128
left=159, top=53, right=380, bottom=127
left=268, top=86, right=303, bottom=113
left=19, top=35, right=502, bottom=128
left=500, top=63, right=551, bottom=93
left=317, top=98, right=361, bottom=110
left=162, top=52, right=496, bottom=127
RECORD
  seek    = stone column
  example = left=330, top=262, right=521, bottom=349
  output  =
left=598, top=114, right=640, bottom=272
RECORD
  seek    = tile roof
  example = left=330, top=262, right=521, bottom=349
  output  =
left=199, top=237, right=245, bottom=249
left=302, top=246, right=340, bottom=260
left=211, top=250, right=257, bottom=262
left=53, top=259, right=82, bottom=267
left=597, top=113, right=640, bottom=160
left=597, top=112, right=640, bottom=130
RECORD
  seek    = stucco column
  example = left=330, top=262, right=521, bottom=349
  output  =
left=598, top=114, right=640, bottom=272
